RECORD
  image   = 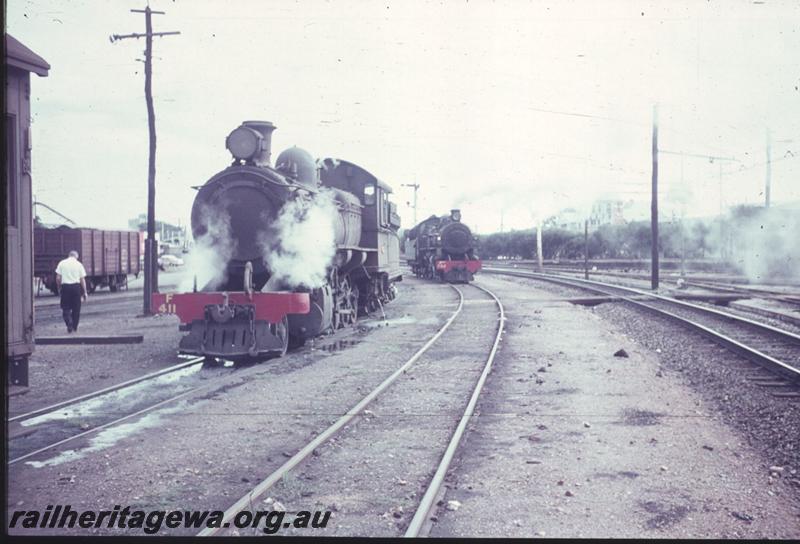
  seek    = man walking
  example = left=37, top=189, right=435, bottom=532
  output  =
left=55, top=250, right=88, bottom=333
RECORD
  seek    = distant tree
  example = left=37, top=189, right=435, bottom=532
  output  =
left=730, top=204, right=763, bottom=221
left=478, top=219, right=728, bottom=262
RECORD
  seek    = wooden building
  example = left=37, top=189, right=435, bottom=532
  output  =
left=6, top=34, right=50, bottom=387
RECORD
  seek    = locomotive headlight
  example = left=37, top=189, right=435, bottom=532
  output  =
left=226, top=126, right=262, bottom=161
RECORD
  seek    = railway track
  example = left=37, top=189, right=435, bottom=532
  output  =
left=7, top=357, right=209, bottom=465
left=682, top=279, right=800, bottom=306
left=489, top=263, right=800, bottom=306
left=484, top=267, right=800, bottom=389
left=9, top=284, right=481, bottom=476
left=198, top=282, right=505, bottom=537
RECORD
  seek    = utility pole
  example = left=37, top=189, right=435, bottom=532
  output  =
left=111, top=5, right=179, bottom=315
left=651, top=104, right=659, bottom=290
left=765, top=127, right=771, bottom=208
left=679, top=154, right=686, bottom=278
left=402, top=183, right=420, bottom=226
left=719, top=162, right=724, bottom=260
left=584, top=219, right=589, bottom=280
left=535, top=219, right=544, bottom=273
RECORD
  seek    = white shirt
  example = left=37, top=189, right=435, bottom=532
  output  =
left=55, top=257, right=87, bottom=285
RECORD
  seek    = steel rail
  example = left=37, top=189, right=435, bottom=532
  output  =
left=9, top=304, right=417, bottom=467
left=9, top=388, right=200, bottom=465
left=484, top=267, right=800, bottom=341
left=405, top=283, right=505, bottom=537
left=485, top=268, right=800, bottom=384
left=198, top=284, right=466, bottom=537
left=531, top=272, right=800, bottom=343
left=683, top=279, right=800, bottom=305
left=9, top=357, right=205, bottom=423
left=488, top=262, right=800, bottom=295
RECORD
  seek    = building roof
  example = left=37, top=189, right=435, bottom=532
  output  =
left=5, top=34, right=50, bottom=76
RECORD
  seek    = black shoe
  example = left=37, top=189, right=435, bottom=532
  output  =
left=67, top=328, right=73, bottom=333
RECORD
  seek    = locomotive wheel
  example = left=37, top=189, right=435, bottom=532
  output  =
left=334, top=276, right=358, bottom=329
left=203, top=356, right=221, bottom=367
left=275, top=315, right=289, bottom=357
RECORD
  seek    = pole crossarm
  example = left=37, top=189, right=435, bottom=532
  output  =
left=659, top=149, right=738, bottom=162
left=111, top=31, right=180, bottom=41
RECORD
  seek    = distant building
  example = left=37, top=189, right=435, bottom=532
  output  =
left=621, top=199, right=651, bottom=222
left=128, top=213, right=188, bottom=252
left=550, top=199, right=628, bottom=232
left=589, top=199, right=626, bottom=228
left=548, top=207, right=583, bottom=232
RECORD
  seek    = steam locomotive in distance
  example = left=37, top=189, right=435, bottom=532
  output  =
left=406, top=209, right=481, bottom=283
left=153, top=120, right=402, bottom=361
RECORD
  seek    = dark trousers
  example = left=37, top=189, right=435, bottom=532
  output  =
left=60, top=283, right=82, bottom=332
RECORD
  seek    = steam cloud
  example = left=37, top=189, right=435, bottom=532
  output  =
left=260, top=190, right=338, bottom=289
left=179, top=203, right=237, bottom=292
left=730, top=208, right=800, bottom=282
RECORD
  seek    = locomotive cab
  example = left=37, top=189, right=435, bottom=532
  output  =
left=320, top=159, right=403, bottom=311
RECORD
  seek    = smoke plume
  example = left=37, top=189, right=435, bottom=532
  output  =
left=179, top=203, right=237, bottom=291
left=729, top=207, right=800, bottom=282
left=260, top=190, right=338, bottom=289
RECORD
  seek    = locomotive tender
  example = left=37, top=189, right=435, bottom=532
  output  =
left=153, top=120, right=402, bottom=361
left=406, top=209, right=481, bottom=283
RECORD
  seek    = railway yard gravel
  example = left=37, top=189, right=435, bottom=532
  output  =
left=244, top=284, right=501, bottom=536
left=516, top=274, right=800, bottom=482
left=12, top=271, right=190, bottom=414
left=8, top=279, right=458, bottom=536
left=430, top=274, right=799, bottom=538
left=12, top=303, right=186, bottom=416
left=8, top=273, right=800, bottom=537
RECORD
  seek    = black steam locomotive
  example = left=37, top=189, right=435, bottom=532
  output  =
left=406, top=209, right=481, bottom=283
left=153, top=120, right=402, bottom=360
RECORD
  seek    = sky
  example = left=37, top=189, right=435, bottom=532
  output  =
left=7, top=0, right=800, bottom=234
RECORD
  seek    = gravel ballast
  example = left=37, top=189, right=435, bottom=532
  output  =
left=432, top=273, right=799, bottom=537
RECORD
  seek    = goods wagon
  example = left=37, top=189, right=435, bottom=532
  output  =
left=34, top=226, right=142, bottom=294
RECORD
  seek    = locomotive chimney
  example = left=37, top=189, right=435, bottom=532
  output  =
left=243, top=120, right=276, bottom=166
